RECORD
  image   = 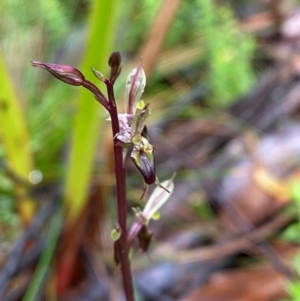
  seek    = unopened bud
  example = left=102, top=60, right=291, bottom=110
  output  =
left=31, top=61, right=85, bottom=86
left=126, top=60, right=146, bottom=114
left=91, top=68, right=106, bottom=82
left=108, top=51, right=122, bottom=82
left=114, top=240, right=120, bottom=266
left=111, top=224, right=121, bottom=241
left=137, top=225, right=152, bottom=252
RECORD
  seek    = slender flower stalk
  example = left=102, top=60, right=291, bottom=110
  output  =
left=105, top=77, right=135, bottom=301
left=32, top=55, right=135, bottom=301
left=31, top=52, right=174, bottom=301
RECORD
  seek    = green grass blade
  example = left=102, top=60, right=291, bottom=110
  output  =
left=64, top=0, right=120, bottom=222
left=22, top=202, right=64, bottom=301
left=0, top=54, right=35, bottom=222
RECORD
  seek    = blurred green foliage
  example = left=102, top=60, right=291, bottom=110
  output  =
left=117, top=0, right=255, bottom=107
left=198, top=0, right=255, bottom=106
left=116, top=0, right=161, bottom=53
left=0, top=0, right=256, bottom=233
left=282, top=254, right=300, bottom=301
left=281, top=183, right=300, bottom=301
left=281, top=183, right=300, bottom=244
left=0, top=196, right=21, bottom=252
left=0, top=1, right=264, bottom=299
left=117, top=0, right=202, bottom=52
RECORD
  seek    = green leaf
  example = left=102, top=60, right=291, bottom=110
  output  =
left=64, top=0, right=120, bottom=222
left=0, top=54, right=35, bottom=222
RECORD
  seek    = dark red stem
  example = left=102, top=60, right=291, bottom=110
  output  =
left=106, top=81, right=135, bottom=301
left=82, top=79, right=110, bottom=109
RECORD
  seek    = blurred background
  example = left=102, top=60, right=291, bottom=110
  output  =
left=1, top=0, right=300, bottom=300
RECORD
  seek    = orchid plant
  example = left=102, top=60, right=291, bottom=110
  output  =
left=31, top=52, right=174, bottom=301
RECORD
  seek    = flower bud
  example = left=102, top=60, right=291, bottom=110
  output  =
left=127, top=208, right=152, bottom=252
left=131, top=135, right=155, bottom=185
left=91, top=68, right=106, bottom=82
left=108, top=51, right=122, bottom=82
left=137, top=225, right=152, bottom=252
left=31, top=61, right=85, bottom=86
left=114, top=240, right=120, bottom=266
left=125, top=60, right=146, bottom=114
left=111, top=224, right=121, bottom=241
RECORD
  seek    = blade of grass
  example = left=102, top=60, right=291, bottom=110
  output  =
left=64, top=0, right=120, bottom=222
left=0, top=54, right=35, bottom=224
left=22, top=202, right=64, bottom=301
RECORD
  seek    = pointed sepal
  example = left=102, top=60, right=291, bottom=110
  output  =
left=125, top=59, right=146, bottom=114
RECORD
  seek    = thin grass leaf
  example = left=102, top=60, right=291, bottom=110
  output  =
left=64, top=0, right=120, bottom=222
left=22, top=203, right=64, bottom=301
left=0, top=54, right=35, bottom=223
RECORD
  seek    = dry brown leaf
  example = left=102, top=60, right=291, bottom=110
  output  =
left=181, top=266, right=287, bottom=301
